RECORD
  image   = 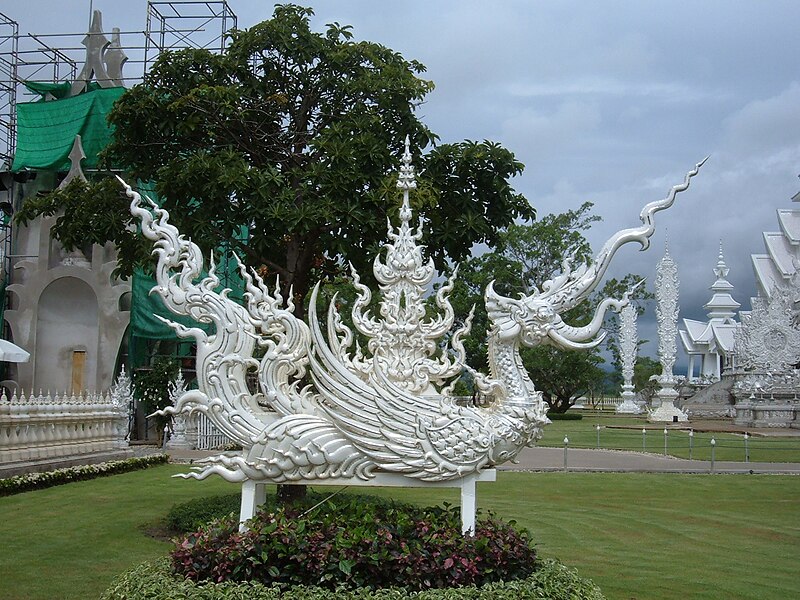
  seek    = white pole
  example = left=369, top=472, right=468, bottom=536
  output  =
left=710, top=437, right=716, bottom=473
left=460, top=475, right=477, bottom=535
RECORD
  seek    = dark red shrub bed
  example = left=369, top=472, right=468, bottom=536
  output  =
left=172, top=495, right=537, bottom=591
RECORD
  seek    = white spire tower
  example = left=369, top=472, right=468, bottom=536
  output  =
left=649, top=240, right=688, bottom=422
left=616, top=303, right=643, bottom=414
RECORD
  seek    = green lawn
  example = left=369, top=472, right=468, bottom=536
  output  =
left=1, top=465, right=798, bottom=600
left=540, top=413, right=800, bottom=462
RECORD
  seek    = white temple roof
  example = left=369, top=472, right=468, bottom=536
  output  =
left=751, top=253, right=785, bottom=299
left=682, top=318, right=712, bottom=342
left=679, top=328, right=699, bottom=353
left=763, top=231, right=795, bottom=276
left=711, top=323, right=739, bottom=353
left=680, top=244, right=740, bottom=358
left=680, top=318, right=740, bottom=355
left=749, top=201, right=800, bottom=301
left=777, top=209, right=800, bottom=244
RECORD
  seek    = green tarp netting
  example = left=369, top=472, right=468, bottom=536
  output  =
left=11, top=86, right=125, bottom=172
left=129, top=184, right=248, bottom=341
left=23, top=80, right=102, bottom=100
left=131, top=268, right=213, bottom=340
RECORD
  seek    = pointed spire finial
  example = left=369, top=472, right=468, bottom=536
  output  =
left=71, top=10, right=113, bottom=95
left=104, top=27, right=128, bottom=87
left=396, top=136, right=417, bottom=226
left=397, top=135, right=417, bottom=192
left=714, top=239, right=730, bottom=279
left=58, top=135, right=88, bottom=189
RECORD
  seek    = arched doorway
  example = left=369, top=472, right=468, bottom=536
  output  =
left=35, top=277, right=99, bottom=393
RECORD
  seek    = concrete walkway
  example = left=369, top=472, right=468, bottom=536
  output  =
left=500, top=446, right=800, bottom=474
left=166, top=446, right=800, bottom=475
left=5, top=445, right=798, bottom=479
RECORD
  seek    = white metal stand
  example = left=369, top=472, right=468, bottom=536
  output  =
left=238, top=470, right=497, bottom=535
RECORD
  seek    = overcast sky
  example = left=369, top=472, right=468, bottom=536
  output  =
left=6, top=1, right=800, bottom=370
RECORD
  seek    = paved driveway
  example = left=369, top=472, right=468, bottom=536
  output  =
left=501, top=446, right=800, bottom=474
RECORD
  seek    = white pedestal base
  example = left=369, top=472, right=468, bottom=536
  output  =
left=616, top=394, right=642, bottom=414
left=648, top=400, right=688, bottom=422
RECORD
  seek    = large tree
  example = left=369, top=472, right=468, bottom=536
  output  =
left=17, top=4, right=534, bottom=315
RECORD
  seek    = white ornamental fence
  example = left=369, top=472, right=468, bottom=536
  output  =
left=194, top=413, right=230, bottom=450
left=0, top=390, right=129, bottom=464
left=164, top=370, right=232, bottom=451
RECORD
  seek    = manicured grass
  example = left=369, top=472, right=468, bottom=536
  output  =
left=540, top=413, right=800, bottom=462
left=1, top=464, right=798, bottom=600
left=485, top=472, right=800, bottom=600
left=0, top=465, right=233, bottom=600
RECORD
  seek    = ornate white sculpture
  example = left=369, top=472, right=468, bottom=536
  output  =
left=166, top=370, right=192, bottom=450
left=109, top=365, right=133, bottom=447
left=123, top=143, right=702, bottom=525
left=736, top=277, right=800, bottom=372
left=616, top=303, right=642, bottom=414
left=330, top=145, right=471, bottom=397
left=649, top=243, right=688, bottom=422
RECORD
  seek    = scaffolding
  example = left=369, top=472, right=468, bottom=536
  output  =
left=0, top=1, right=237, bottom=360
left=0, top=1, right=236, bottom=176
left=145, top=1, right=237, bottom=74
left=0, top=13, right=19, bottom=172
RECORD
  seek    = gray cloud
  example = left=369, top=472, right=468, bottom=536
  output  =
left=8, top=0, right=800, bottom=373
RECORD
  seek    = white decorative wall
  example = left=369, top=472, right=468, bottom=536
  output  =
left=4, top=206, right=130, bottom=393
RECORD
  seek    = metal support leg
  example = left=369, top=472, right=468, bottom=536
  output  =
left=460, top=475, right=477, bottom=535
left=239, top=479, right=265, bottom=532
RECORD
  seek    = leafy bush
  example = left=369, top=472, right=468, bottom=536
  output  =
left=0, top=454, right=169, bottom=496
left=546, top=411, right=583, bottom=420
left=172, top=495, right=537, bottom=591
left=166, top=491, right=369, bottom=534
left=103, top=557, right=606, bottom=599
left=167, top=493, right=241, bottom=533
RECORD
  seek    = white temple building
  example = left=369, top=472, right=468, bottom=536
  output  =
left=678, top=244, right=740, bottom=382
left=750, top=189, right=800, bottom=299
left=677, top=179, right=800, bottom=425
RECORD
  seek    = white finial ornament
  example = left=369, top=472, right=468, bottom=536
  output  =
left=71, top=10, right=113, bottom=95
left=58, top=135, right=88, bottom=189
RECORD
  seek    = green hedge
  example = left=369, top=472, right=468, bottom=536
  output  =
left=101, top=557, right=606, bottom=599
left=166, top=493, right=241, bottom=533
left=0, top=454, right=169, bottom=496
left=546, top=412, right=583, bottom=420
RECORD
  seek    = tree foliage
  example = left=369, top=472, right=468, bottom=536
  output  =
left=17, top=4, right=534, bottom=315
left=633, top=355, right=662, bottom=403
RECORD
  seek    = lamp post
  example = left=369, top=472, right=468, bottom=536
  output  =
left=563, top=436, right=569, bottom=472
left=744, top=432, right=749, bottom=463
left=664, top=427, right=668, bottom=456
left=596, top=424, right=601, bottom=449
left=689, top=429, right=694, bottom=460
left=710, top=437, right=716, bottom=473
left=642, top=428, right=647, bottom=452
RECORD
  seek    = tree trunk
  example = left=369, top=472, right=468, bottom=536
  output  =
left=277, top=484, right=307, bottom=504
